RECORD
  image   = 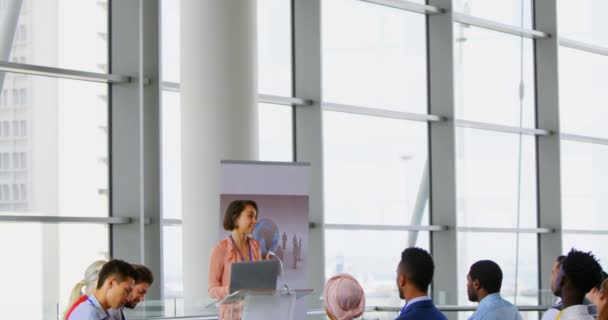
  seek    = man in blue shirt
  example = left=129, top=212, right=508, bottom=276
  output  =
left=69, top=260, right=136, bottom=320
left=467, top=260, right=522, bottom=320
left=395, top=247, right=447, bottom=320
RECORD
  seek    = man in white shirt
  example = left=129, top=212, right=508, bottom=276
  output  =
left=552, top=249, right=603, bottom=320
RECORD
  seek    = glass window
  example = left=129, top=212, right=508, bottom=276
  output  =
left=457, top=232, right=539, bottom=318
left=456, top=128, right=537, bottom=228
left=561, top=140, right=608, bottom=230
left=163, top=225, right=184, bottom=298
left=453, top=0, right=532, bottom=29
left=161, top=90, right=182, bottom=221
left=0, top=73, right=108, bottom=216
left=454, top=25, right=535, bottom=127
left=161, top=0, right=180, bottom=83
left=558, top=0, right=608, bottom=47
left=323, top=111, right=429, bottom=226
left=323, top=0, right=427, bottom=113
left=258, top=103, right=293, bottom=162
left=1, top=0, right=108, bottom=73
left=257, top=0, right=292, bottom=96
left=0, top=223, right=108, bottom=319
left=559, top=47, right=608, bottom=139
left=325, top=229, right=430, bottom=307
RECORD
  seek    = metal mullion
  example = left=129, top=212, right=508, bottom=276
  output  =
left=534, top=0, right=564, bottom=307
left=428, top=0, right=459, bottom=312
left=293, top=0, right=325, bottom=307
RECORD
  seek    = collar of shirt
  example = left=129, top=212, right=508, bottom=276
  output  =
left=401, top=296, right=432, bottom=314
left=560, top=304, right=594, bottom=319
left=472, top=293, right=504, bottom=316
left=479, top=293, right=501, bottom=304
left=87, top=295, right=110, bottom=320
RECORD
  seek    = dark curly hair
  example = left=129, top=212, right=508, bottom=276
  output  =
left=562, top=248, right=603, bottom=295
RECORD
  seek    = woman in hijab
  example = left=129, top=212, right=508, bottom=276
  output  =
left=324, top=273, right=366, bottom=320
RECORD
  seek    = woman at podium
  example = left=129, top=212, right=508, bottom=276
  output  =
left=209, top=200, right=263, bottom=300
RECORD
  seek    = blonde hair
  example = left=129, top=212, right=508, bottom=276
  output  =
left=598, top=278, right=608, bottom=320
left=63, top=260, right=106, bottom=320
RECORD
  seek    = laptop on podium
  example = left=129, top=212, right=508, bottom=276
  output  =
left=229, top=260, right=279, bottom=294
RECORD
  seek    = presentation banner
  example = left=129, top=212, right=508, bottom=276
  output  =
left=219, top=160, right=310, bottom=320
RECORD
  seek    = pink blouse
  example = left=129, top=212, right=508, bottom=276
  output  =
left=208, top=236, right=263, bottom=299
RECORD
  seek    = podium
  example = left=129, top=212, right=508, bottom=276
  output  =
left=212, top=289, right=313, bottom=320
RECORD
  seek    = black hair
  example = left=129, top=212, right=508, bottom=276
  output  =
left=97, top=259, right=137, bottom=289
left=132, top=264, right=154, bottom=285
left=469, top=260, right=503, bottom=294
left=222, top=200, right=258, bottom=231
left=562, top=249, right=603, bottom=294
left=556, top=255, right=566, bottom=265
left=398, top=247, right=434, bottom=292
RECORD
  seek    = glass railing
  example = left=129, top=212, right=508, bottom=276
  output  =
left=51, top=294, right=560, bottom=320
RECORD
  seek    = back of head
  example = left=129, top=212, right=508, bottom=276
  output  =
left=97, top=259, right=137, bottom=289
left=562, top=249, right=603, bottom=296
left=399, top=247, right=435, bottom=293
left=324, top=273, right=365, bottom=320
left=64, top=260, right=107, bottom=320
left=469, top=260, right=503, bottom=294
left=132, top=264, right=154, bottom=285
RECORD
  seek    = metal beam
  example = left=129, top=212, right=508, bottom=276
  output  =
left=359, top=0, right=444, bottom=15
left=455, top=227, right=554, bottom=234
left=323, top=102, right=444, bottom=122
left=0, top=0, right=23, bottom=90
left=455, top=119, right=551, bottom=136
left=559, top=37, right=608, bottom=56
left=162, top=81, right=313, bottom=107
left=258, top=94, right=312, bottom=106
left=0, top=215, right=131, bottom=224
left=0, top=61, right=130, bottom=83
left=560, top=133, right=608, bottom=146
left=453, top=12, right=548, bottom=39
left=324, top=223, right=447, bottom=232
left=562, top=229, right=608, bottom=235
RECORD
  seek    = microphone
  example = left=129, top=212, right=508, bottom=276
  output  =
left=267, top=251, right=289, bottom=291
